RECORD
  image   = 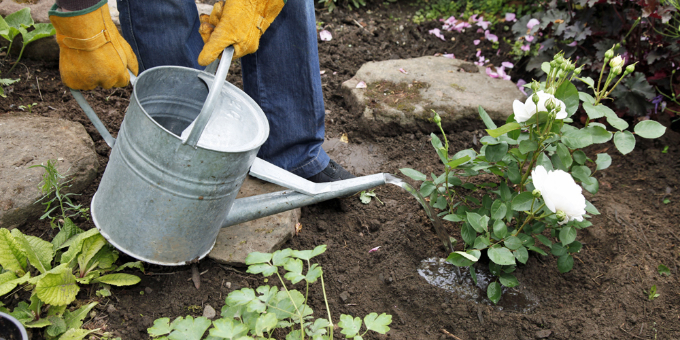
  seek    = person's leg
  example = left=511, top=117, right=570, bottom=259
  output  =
left=116, top=0, right=204, bottom=71
left=240, top=0, right=335, bottom=179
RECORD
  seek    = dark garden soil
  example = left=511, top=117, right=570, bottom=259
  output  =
left=2, top=1, right=680, bottom=339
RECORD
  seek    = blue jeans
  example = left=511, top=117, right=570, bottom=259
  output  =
left=116, top=0, right=330, bottom=178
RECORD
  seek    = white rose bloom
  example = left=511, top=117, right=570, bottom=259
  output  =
left=531, top=166, right=586, bottom=225
left=512, top=91, right=568, bottom=123
left=609, top=55, right=624, bottom=68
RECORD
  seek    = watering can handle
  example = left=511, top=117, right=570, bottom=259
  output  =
left=182, top=47, right=234, bottom=148
left=69, top=70, right=139, bottom=149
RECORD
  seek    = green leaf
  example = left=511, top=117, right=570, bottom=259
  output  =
left=0, top=272, right=30, bottom=296
left=585, top=200, right=600, bottom=215
left=657, top=264, right=671, bottom=276
left=536, top=152, right=553, bottom=171
left=227, top=288, right=257, bottom=306
left=634, top=120, right=666, bottom=139
left=579, top=78, right=595, bottom=90
left=557, top=254, right=574, bottom=273
left=550, top=243, right=567, bottom=257
left=614, top=131, right=635, bottom=155
left=64, top=302, right=97, bottom=330
left=487, top=282, right=502, bottom=304
left=399, top=168, right=426, bottom=181
left=487, top=122, right=520, bottom=138
left=585, top=126, right=613, bottom=144
left=306, top=318, right=331, bottom=337
left=518, top=140, right=538, bottom=154
left=604, top=110, right=629, bottom=131
left=419, top=181, right=436, bottom=197
left=244, top=252, right=272, bottom=265
left=527, top=245, right=548, bottom=255
left=581, top=177, right=599, bottom=194
left=447, top=155, right=471, bottom=168
left=473, top=236, right=490, bottom=250
left=485, top=142, right=508, bottom=163
left=504, top=236, right=522, bottom=250
left=478, top=106, right=497, bottom=129
left=57, top=328, right=97, bottom=340
left=305, top=263, right=323, bottom=283
left=59, top=228, right=100, bottom=265
left=93, top=273, right=141, bottom=286
left=338, top=314, right=362, bottom=338
left=572, top=150, right=587, bottom=165
left=562, top=129, right=593, bottom=149
left=499, top=181, right=512, bottom=202
left=255, top=312, right=277, bottom=337
left=511, top=192, right=534, bottom=211
left=595, top=153, right=612, bottom=170
left=114, top=261, right=145, bottom=273
left=567, top=240, right=583, bottom=253
left=77, top=234, right=107, bottom=274
left=35, top=265, right=79, bottom=306
left=443, top=214, right=464, bottom=222
left=446, top=251, right=479, bottom=266
left=148, top=318, right=174, bottom=337
left=491, top=200, right=507, bottom=221
left=22, top=23, right=55, bottom=45
left=514, top=246, right=529, bottom=264
left=283, top=258, right=305, bottom=284
left=168, top=316, right=212, bottom=340
left=571, top=165, right=591, bottom=182
left=507, top=163, right=521, bottom=184
left=499, top=272, right=519, bottom=288
left=555, top=81, right=579, bottom=117
left=272, top=248, right=292, bottom=266
left=461, top=223, right=477, bottom=246
left=488, top=246, right=516, bottom=265
left=451, top=149, right=477, bottom=166
left=493, top=219, right=508, bottom=239
left=246, top=263, right=277, bottom=277
left=559, top=227, right=577, bottom=246
left=583, top=102, right=610, bottom=119
left=364, top=312, right=392, bottom=334
left=0, top=228, right=27, bottom=275
left=466, top=212, right=489, bottom=233
left=536, top=234, right=552, bottom=247
left=45, top=315, right=67, bottom=337
left=12, top=229, right=53, bottom=274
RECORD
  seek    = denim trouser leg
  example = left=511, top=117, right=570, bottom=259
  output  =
left=116, top=0, right=329, bottom=178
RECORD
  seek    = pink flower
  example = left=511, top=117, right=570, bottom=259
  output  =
left=476, top=28, right=484, bottom=34
left=505, top=13, right=516, bottom=22
left=399, top=68, right=408, bottom=74
left=516, top=79, right=528, bottom=96
left=485, top=30, right=498, bottom=43
left=473, top=39, right=480, bottom=45
left=356, top=81, right=367, bottom=89
left=567, top=41, right=578, bottom=47
left=369, top=246, right=381, bottom=253
left=525, top=35, right=534, bottom=42
left=429, top=28, right=446, bottom=41
left=486, top=66, right=511, bottom=81
left=319, top=30, right=332, bottom=41
left=527, top=18, right=540, bottom=30
left=502, top=61, right=514, bottom=68
left=476, top=50, right=482, bottom=57
left=470, top=14, right=479, bottom=22
left=521, top=44, right=530, bottom=51
left=443, top=53, right=455, bottom=59
left=477, top=20, right=490, bottom=30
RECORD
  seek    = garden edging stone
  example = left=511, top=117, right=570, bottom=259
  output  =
left=341, top=56, right=526, bottom=129
left=0, top=114, right=98, bottom=229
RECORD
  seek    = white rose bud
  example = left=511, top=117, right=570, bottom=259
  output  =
left=513, top=91, right=568, bottom=123
left=609, top=55, right=624, bottom=68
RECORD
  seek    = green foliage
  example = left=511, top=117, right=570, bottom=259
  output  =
left=148, top=245, right=392, bottom=340
left=0, top=162, right=143, bottom=339
left=411, top=0, right=541, bottom=25
left=30, top=159, right=90, bottom=227
left=0, top=7, right=56, bottom=74
left=399, top=52, right=665, bottom=303
left=359, top=189, right=383, bottom=205
left=657, top=264, right=671, bottom=276
left=0, top=75, right=20, bottom=98
left=317, top=0, right=366, bottom=12
left=645, top=285, right=660, bottom=301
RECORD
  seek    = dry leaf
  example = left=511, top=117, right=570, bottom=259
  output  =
left=340, top=133, right=349, bottom=143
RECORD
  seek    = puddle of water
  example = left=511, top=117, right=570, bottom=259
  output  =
left=385, top=174, right=454, bottom=253
left=418, top=258, right=539, bottom=313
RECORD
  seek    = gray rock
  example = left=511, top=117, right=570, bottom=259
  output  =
left=0, top=115, right=98, bottom=229
left=203, top=304, right=216, bottom=319
left=208, top=176, right=300, bottom=266
left=535, top=329, right=552, bottom=339
left=341, top=56, right=525, bottom=130
left=339, top=291, right=350, bottom=303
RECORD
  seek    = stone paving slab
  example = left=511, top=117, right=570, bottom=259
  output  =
left=341, top=56, right=526, bottom=129
left=0, top=115, right=98, bottom=229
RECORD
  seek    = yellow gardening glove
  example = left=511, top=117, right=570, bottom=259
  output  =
left=49, top=0, right=138, bottom=90
left=197, top=0, right=285, bottom=66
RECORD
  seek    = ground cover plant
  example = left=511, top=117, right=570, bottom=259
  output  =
left=400, top=49, right=666, bottom=302
left=0, top=7, right=56, bottom=74
left=0, top=1, right=678, bottom=339
left=147, top=246, right=392, bottom=340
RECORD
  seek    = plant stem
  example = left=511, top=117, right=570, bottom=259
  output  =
left=320, top=273, right=334, bottom=339
left=7, top=45, right=25, bottom=74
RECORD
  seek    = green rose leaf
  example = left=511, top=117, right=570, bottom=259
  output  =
left=527, top=245, right=548, bottom=255
left=443, top=214, right=464, bottom=222
left=493, top=219, right=508, bottom=239
left=581, top=177, right=599, bottom=194
left=614, top=131, right=636, bottom=155
left=473, top=236, right=491, bottom=250
left=595, top=153, right=612, bottom=170
left=485, top=142, right=509, bottom=163
left=478, top=105, right=497, bottom=130
left=514, top=246, right=529, bottom=264
left=550, top=243, right=567, bottom=257
left=487, top=282, right=502, bottom=304
left=571, top=165, right=591, bottom=182
left=461, top=223, right=477, bottom=246
left=557, top=254, right=574, bottom=273
left=364, top=312, right=392, bottom=334
left=447, top=155, right=471, bottom=169
left=511, top=192, right=534, bottom=212
left=559, top=227, right=577, bottom=246
left=579, top=91, right=595, bottom=103
left=555, top=80, right=579, bottom=117
left=486, top=122, right=521, bottom=138
left=537, top=152, right=553, bottom=171
left=583, top=102, right=610, bottom=119
left=634, top=120, right=666, bottom=139
left=585, top=126, right=613, bottom=144
left=499, top=272, right=519, bottom=288
left=399, top=168, right=427, bottom=181
left=572, top=150, right=587, bottom=165
left=604, top=110, right=629, bottom=131
left=562, top=129, right=593, bottom=149
left=585, top=200, right=600, bottom=215
left=446, top=251, right=479, bottom=267
left=488, top=246, right=516, bottom=266
left=504, top=236, right=523, bottom=250
left=466, top=212, right=489, bottom=233
left=491, top=200, right=507, bottom=221
left=518, top=140, right=538, bottom=154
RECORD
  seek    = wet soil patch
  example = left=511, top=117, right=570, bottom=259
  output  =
left=1, top=2, right=679, bottom=339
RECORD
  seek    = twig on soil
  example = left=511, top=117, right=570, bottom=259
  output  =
left=218, top=264, right=247, bottom=274
left=440, top=329, right=464, bottom=340
left=614, top=210, right=651, bottom=250
left=352, top=19, right=370, bottom=33
left=619, top=324, right=645, bottom=339
left=189, top=266, right=209, bottom=289
left=668, top=230, right=680, bottom=243
left=36, top=76, right=43, bottom=101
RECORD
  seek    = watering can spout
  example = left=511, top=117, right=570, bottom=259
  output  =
left=222, top=169, right=387, bottom=228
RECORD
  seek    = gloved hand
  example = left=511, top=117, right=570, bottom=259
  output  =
left=49, top=1, right=138, bottom=90
left=197, top=0, right=285, bottom=66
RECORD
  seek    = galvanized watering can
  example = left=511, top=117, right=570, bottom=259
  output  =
left=71, top=48, right=387, bottom=266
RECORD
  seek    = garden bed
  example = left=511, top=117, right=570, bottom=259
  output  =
left=1, top=2, right=679, bottom=339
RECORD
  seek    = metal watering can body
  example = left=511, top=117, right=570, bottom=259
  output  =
left=71, top=48, right=386, bottom=266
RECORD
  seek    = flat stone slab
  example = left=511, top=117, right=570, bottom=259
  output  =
left=341, top=56, right=526, bottom=129
left=0, top=115, right=98, bottom=229
left=208, top=176, right=300, bottom=266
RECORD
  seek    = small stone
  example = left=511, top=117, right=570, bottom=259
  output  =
left=203, top=305, right=216, bottom=319
left=106, top=305, right=117, bottom=314
left=339, top=291, right=350, bottom=303
left=225, top=282, right=232, bottom=289
left=536, top=330, right=552, bottom=339
left=145, top=287, right=153, bottom=295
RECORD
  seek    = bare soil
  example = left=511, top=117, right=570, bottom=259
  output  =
left=1, top=2, right=680, bottom=339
